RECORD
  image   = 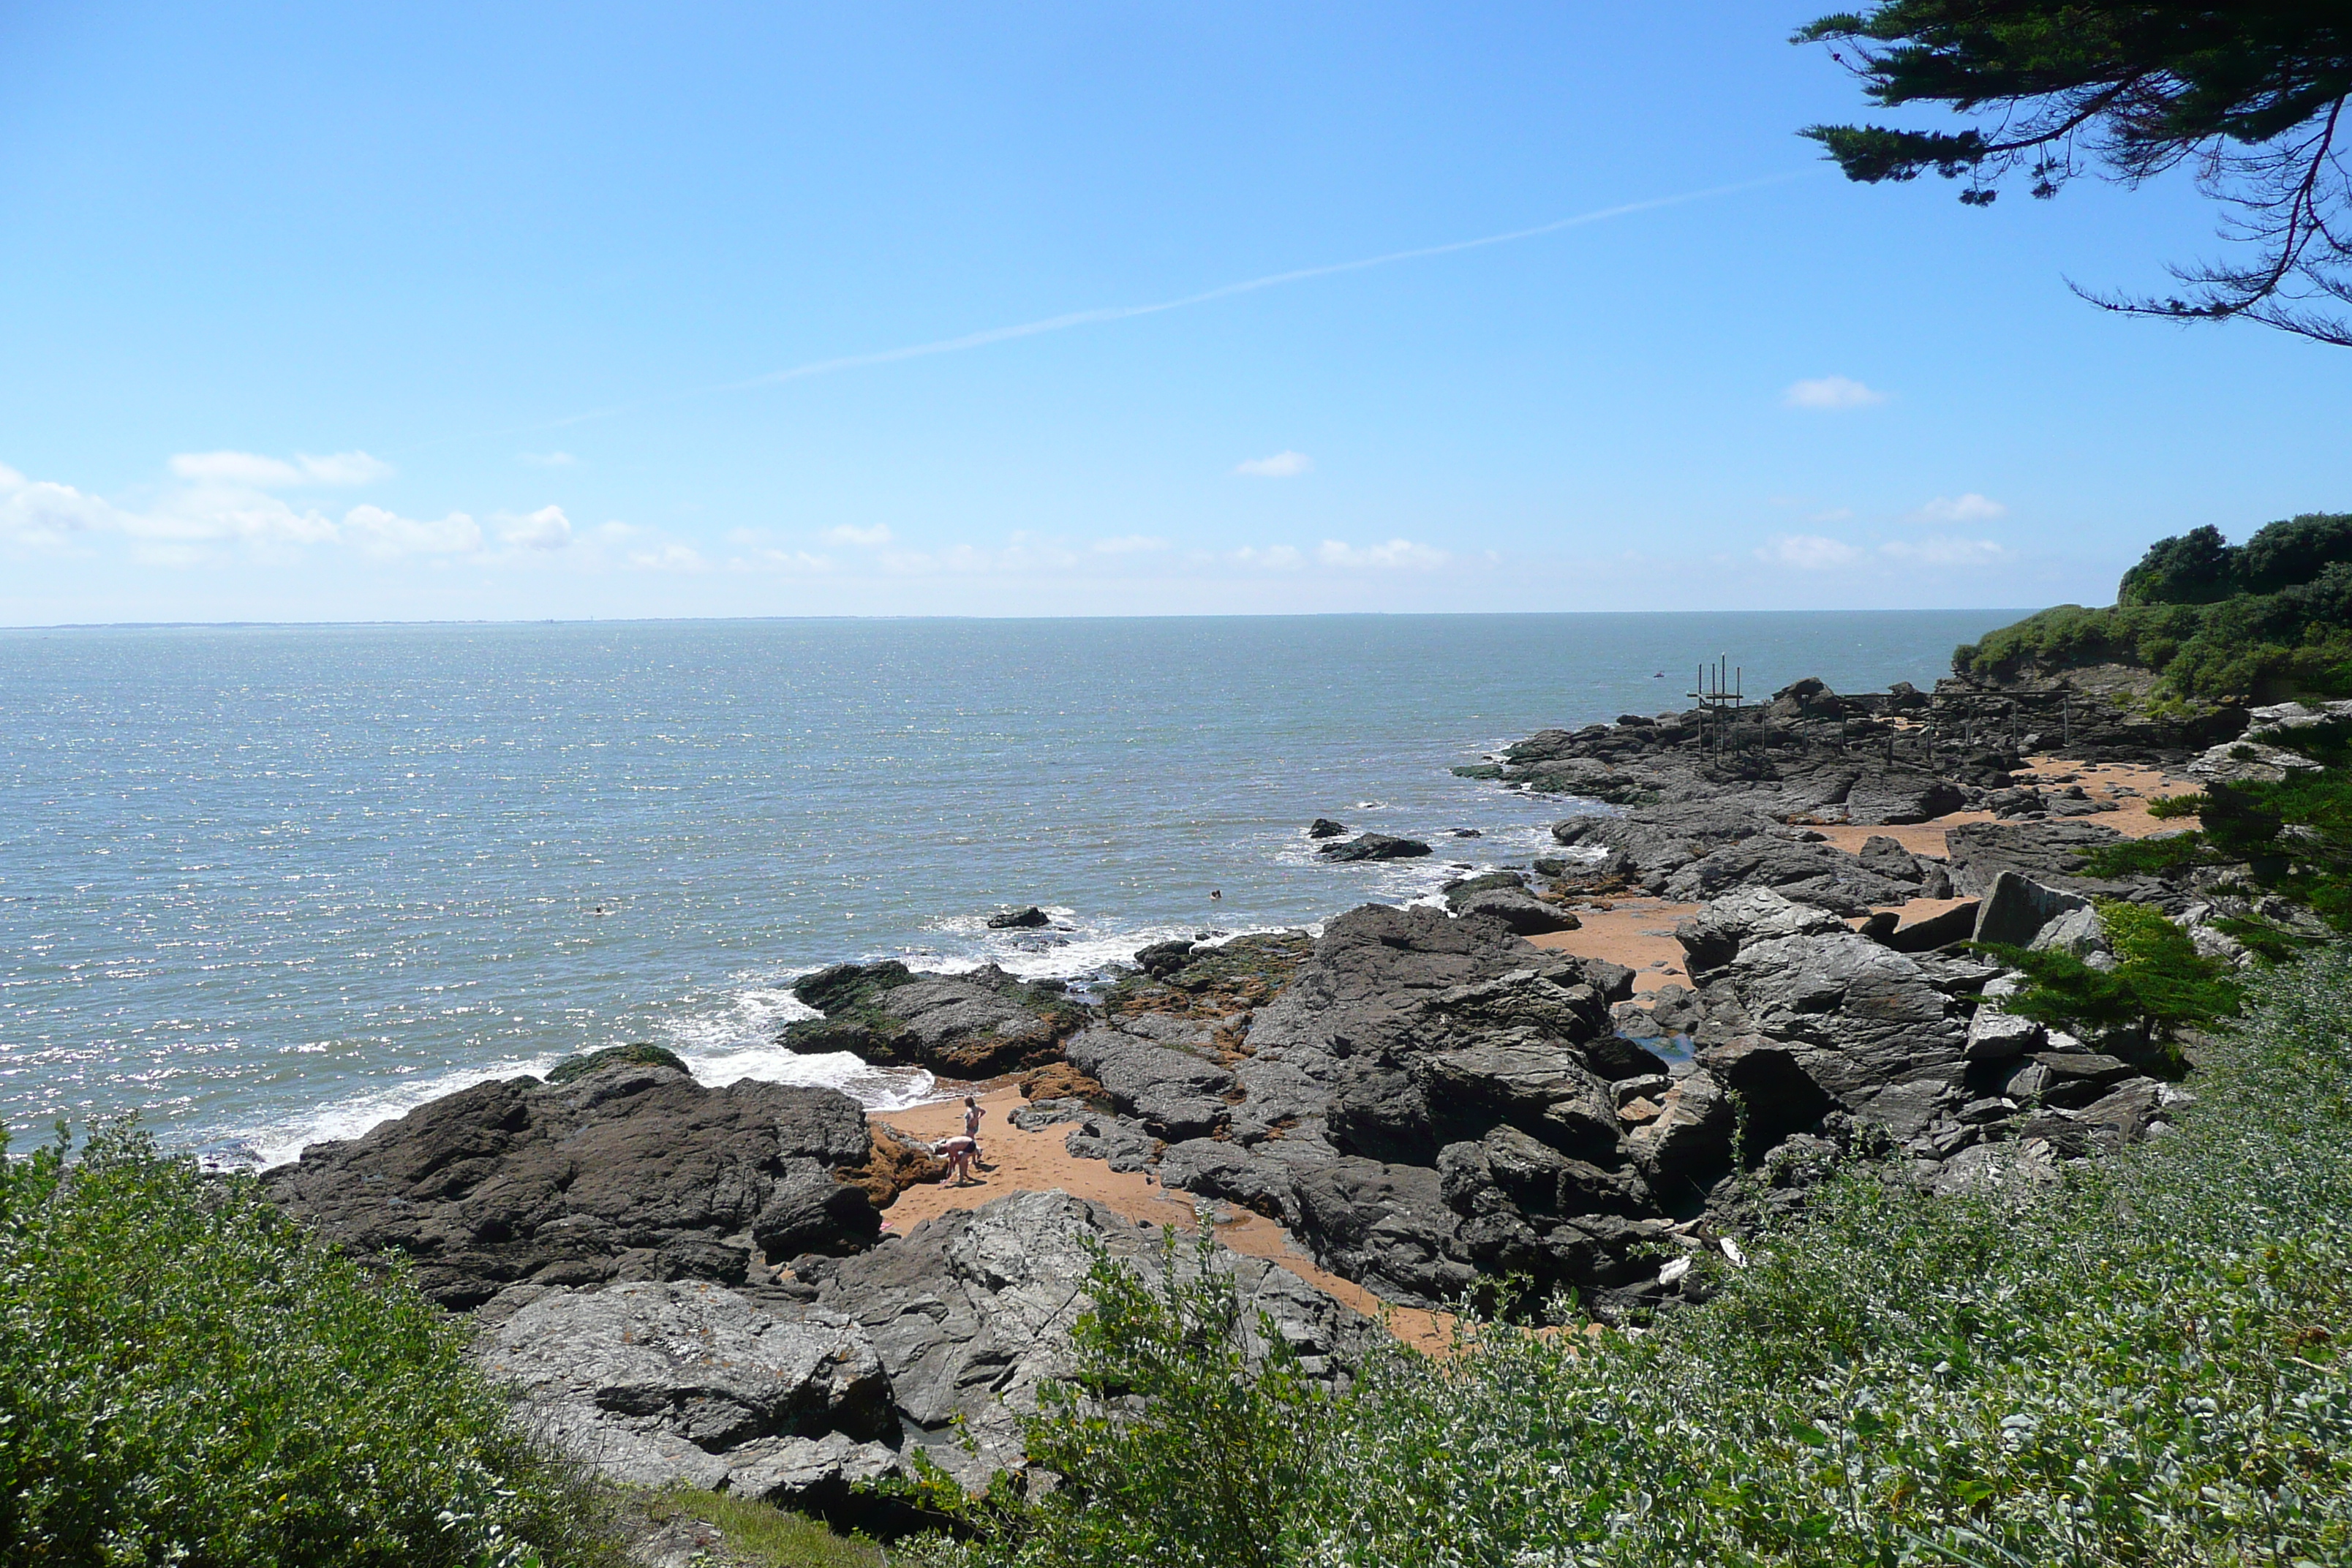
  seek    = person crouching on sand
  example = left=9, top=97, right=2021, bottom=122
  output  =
left=936, top=1134, right=981, bottom=1186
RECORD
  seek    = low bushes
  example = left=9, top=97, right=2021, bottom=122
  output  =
left=919, top=949, right=2352, bottom=1567
left=0, top=1123, right=612, bottom=1568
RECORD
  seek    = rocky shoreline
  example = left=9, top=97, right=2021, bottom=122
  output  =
left=256, top=660, right=2337, bottom=1524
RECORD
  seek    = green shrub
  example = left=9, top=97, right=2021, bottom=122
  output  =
left=905, top=1226, right=1335, bottom=1568
left=920, top=951, right=2352, bottom=1567
left=1977, top=900, right=2240, bottom=1044
left=0, top=1122, right=614, bottom=1568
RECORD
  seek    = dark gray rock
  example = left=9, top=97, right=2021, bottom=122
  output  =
left=1062, top=1115, right=1160, bottom=1172
left=783, top=962, right=1085, bottom=1077
left=262, top=1063, right=876, bottom=1311
left=1452, top=886, right=1583, bottom=934
left=1661, top=835, right=1921, bottom=914
left=1972, top=871, right=2092, bottom=949
left=1229, top=904, right=1537, bottom=1152
left=1319, top=832, right=1434, bottom=862
left=1308, top=818, right=1349, bottom=839
left=1857, top=834, right=1924, bottom=883
left=1009, top=1096, right=1092, bottom=1131
left=2004, top=1051, right=2140, bottom=1109
left=1063, top=1025, right=1235, bottom=1140
left=986, top=905, right=1051, bottom=930
left=1944, top=821, right=2129, bottom=899
left=1289, top=1157, right=1480, bottom=1308
left=1158, top=1139, right=1303, bottom=1223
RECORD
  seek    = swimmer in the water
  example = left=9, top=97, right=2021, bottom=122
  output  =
left=1210, top=889, right=1221, bottom=900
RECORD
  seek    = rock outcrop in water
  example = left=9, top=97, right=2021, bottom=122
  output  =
left=780, top=961, right=1085, bottom=1077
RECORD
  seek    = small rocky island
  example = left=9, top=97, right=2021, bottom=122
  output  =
left=258, top=633, right=2337, bottom=1522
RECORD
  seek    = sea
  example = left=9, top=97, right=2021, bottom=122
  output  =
left=0, top=611, right=2015, bottom=1167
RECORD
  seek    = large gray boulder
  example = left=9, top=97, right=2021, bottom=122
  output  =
left=262, top=1061, right=876, bottom=1311
left=1660, top=834, right=1921, bottom=914
left=475, top=1281, right=897, bottom=1504
left=1288, top=1157, right=1480, bottom=1308
left=1672, top=887, right=1847, bottom=983
left=1063, top=1025, right=1235, bottom=1140
left=1228, top=904, right=1538, bottom=1153
left=1972, top=870, right=2092, bottom=949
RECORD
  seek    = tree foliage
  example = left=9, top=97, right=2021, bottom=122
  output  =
left=1798, top=1, right=2352, bottom=343
left=1955, top=513, right=2352, bottom=700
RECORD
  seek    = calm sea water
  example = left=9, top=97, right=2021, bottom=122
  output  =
left=0, top=612, right=2013, bottom=1164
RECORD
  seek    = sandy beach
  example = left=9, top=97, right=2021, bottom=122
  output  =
left=875, top=1088, right=1452, bottom=1351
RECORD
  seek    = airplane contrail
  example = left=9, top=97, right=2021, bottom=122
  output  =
left=421, top=170, right=1809, bottom=449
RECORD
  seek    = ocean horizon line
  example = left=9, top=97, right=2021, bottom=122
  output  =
left=0, top=606, right=2046, bottom=634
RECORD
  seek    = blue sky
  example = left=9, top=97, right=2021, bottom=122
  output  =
left=2, top=2, right=2346, bottom=623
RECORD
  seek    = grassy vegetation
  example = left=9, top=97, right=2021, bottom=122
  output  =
left=1952, top=513, right=2352, bottom=701
left=908, top=947, right=2352, bottom=1567
left=625, top=1488, right=885, bottom=1568
left=0, top=1122, right=613, bottom=1568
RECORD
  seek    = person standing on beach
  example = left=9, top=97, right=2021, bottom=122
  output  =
left=962, top=1094, right=983, bottom=1138
left=961, top=1094, right=992, bottom=1172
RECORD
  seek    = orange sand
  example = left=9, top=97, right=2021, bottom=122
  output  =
left=875, top=1088, right=1450, bottom=1352
left=1524, top=900, right=1698, bottom=990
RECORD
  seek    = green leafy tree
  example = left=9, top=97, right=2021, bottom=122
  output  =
left=2116, top=523, right=2240, bottom=606
left=1798, top=2, right=2352, bottom=343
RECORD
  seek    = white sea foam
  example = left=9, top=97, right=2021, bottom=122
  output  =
left=681, top=1043, right=938, bottom=1109
left=241, top=1051, right=568, bottom=1169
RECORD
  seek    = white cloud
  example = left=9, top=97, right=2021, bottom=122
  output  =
left=1235, top=451, right=1313, bottom=478
left=1092, top=535, right=1166, bottom=554
left=500, top=505, right=573, bottom=551
left=0, top=475, right=123, bottom=547
left=628, top=543, right=708, bottom=572
left=168, top=449, right=393, bottom=488
left=1910, top=492, right=2008, bottom=524
left=342, top=505, right=483, bottom=558
left=1233, top=545, right=1305, bottom=569
left=1782, top=376, right=1887, bottom=411
left=1881, top=535, right=2010, bottom=567
left=1758, top=534, right=1862, bottom=570
left=1316, top=538, right=1449, bottom=570
left=827, top=523, right=894, bottom=546
left=730, top=547, right=833, bottom=573
left=519, top=451, right=576, bottom=467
